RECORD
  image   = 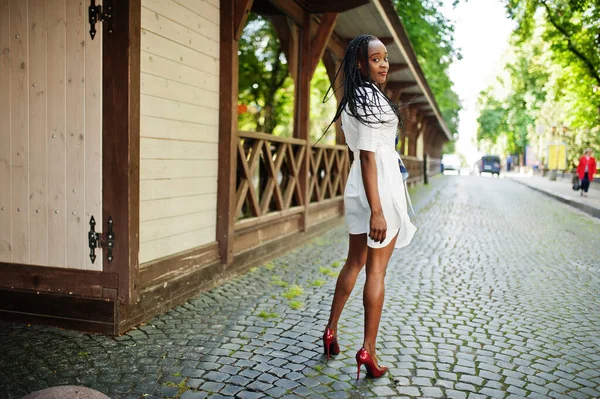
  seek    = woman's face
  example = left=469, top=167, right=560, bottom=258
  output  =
left=363, top=40, right=389, bottom=84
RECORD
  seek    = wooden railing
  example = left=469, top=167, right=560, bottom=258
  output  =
left=235, top=131, right=350, bottom=222
left=236, top=131, right=306, bottom=220
left=428, top=158, right=442, bottom=177
left=309, top=144, right=350, bottom=203
left=402, top=155, right=423, bottom=185
left=401, top=155, right=442, bottom=185
left=235, top=130, right=439, bottom=224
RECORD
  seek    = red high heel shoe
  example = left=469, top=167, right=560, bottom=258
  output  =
left=355, top=347, right=388, bottom=380
left=322, top=328, right=340, bottom=360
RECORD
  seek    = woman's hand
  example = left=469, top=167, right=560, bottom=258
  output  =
left=369, top=209, right=387, bottom=244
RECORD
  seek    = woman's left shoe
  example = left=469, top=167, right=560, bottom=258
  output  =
left=322, top=328, right=340, bottom=360
left=355, top=347, right=388, bottom=380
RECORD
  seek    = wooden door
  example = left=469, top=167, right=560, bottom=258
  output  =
left=0, top=0, right=103, bottom=270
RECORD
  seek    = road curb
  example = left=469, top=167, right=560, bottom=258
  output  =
left=510, top=178, right=600, bottom=219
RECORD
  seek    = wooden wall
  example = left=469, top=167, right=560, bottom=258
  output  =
left=139, top=0, right=220, bottom=264
left=0, top=0, right=103, bottom=270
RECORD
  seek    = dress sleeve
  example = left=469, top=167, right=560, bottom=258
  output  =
left=355, top=88, right=382, bottom=153
left=356, top=121, right=380, bottom=152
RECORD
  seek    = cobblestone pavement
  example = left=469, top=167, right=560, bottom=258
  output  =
left=1, top=176, right=600, bottom=399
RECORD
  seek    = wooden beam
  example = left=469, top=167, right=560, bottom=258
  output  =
left=269, top=0, right=307, bottom=26
left=295, top=14, right=311, bottom=231
left=270, top=15, right=298, bottom=83
left=0, top=262, right=118, bottom=299
left=326, top=31, right=347, bottom=59
left=138, top=243, right=219, bottom=289
left=234, top=0, right=254, bottom=41
left=386, top=80, right=418, bottom=92
left=400, top=92, right=422, bottom=104
left=409, top=102, right=430, bottom=110
left=377, top=36, right=395, bottom=46
left=310, top=12, right=338, bottom=77
left=322, top=49, right=345, bottom=145
left=102, top=0, right=140, bottom=304
left=217, top=0, right=240, bottom=265
left=390, top=86, right=402, bottom=104
left=0, top=289, right=117, bottom=335
left=414, top=112, right=426, bottom=140
left=306, top=0, right=369, bottom=13
left=389, top=63, right=409, bottom=74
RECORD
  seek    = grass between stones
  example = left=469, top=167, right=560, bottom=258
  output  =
left=264, top=262, right=275, bottom=270
left=319, top=267, right=338, bottom=278
left=162, top=378, right=189, bottom=399
left=257, top=311, right=279, bottom=319
left=282, top=285, right=303, bottom=300
left=270, top=275, right=288, bottom=287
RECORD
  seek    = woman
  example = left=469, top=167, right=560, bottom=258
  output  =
left=322, top=35, right=416, bottom=380
left=577, top=149, right=596, bottom=197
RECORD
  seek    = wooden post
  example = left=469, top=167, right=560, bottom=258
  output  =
left=309, top=13, right=338, bottom=77
left=234, top=0, right=254, bottom=40
left=271, top=16, right=298, bottom=84
left=103, top=0, right=140, bottom=305
left=294, top=13, right=311, bottom=231
left=423, top=152, right=429, bottom=185
left=322, top=49, right=344, bottom=145
left=217, top=0, right=239, bottom=265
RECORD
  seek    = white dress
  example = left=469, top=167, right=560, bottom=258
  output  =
left=341, top=86, right=417, bottom=249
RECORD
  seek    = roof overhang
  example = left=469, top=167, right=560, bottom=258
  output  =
left=329, top=0, right=453, bottom=140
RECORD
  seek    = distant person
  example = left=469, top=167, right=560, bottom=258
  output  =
left=506, top=154, right=513, bottom=172
left=577, top=149, right=596, bottom=197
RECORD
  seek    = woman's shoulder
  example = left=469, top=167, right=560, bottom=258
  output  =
left=354, top=84, right=380, bottom=100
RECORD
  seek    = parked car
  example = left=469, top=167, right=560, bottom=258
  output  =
left=441, top=154, right=462, bottom=174
left=479, top=155, right=501, bottom=176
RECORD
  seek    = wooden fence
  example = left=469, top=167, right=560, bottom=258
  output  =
left=235, top=130, right=439, bottom=231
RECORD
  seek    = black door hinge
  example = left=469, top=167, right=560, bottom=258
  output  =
left=88, top=216, right=115, bottom=264
left=89, top=0, right=113, bottom=40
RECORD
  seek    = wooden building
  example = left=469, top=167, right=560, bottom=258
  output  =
left=0, top=0, right=451, bottom=334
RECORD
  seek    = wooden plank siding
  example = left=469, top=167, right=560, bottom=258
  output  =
left=0, top=0, right=10, bottom=264
left=0, top=0, right=103, bottom=270
left=140, top=0, right=220, bottom=265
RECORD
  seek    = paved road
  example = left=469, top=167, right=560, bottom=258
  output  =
left=1, top=176, right=599, bottom=399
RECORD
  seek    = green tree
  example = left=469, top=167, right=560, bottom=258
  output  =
left=310, top=62, right=337, bottom=144
left=504, top=0, right=600, bottom=86
left=395, top=0, right=462, bottom=136
left=477, top=92, right=508, bottom=145
left=238, top=13, right=294, bottom=134
left=476, top=7, right=600, bottom=168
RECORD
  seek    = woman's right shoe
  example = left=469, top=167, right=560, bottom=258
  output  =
left=322, top=328, right=340, bottom=360
left=355, top=347, right=388, bottom=380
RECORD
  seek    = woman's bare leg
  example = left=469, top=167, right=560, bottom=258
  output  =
left=326, top=234, right=368, bottom=333
left=363, top=233, right=398, bottom=368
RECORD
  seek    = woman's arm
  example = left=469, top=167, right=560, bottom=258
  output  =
left=360, top=150, right=386, bottom=243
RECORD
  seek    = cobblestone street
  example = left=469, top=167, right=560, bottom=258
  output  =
left=1, top=176, right=599, bottom=399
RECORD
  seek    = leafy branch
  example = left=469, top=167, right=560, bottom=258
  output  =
left=539, top=0, right=600, bottom=85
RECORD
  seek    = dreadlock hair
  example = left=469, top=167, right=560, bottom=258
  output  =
left=317, top=34, right=403, bottom=145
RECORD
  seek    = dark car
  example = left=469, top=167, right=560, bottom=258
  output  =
left=479, top=155, right=501, bottom=176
